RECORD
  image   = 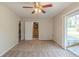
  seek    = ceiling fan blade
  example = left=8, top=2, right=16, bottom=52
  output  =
left=32, top=10, right=35, bottom=14
left=33, top=2, right=37, bottom=7
left=38, top=2, right=41, bottom=6
left=34, top=2, right=36, bottom=4
left=41, top=10, right=46, bottom=13
left=33, top=2, right=39, bottom=8
left=43, top=4, right=52, bottom=8
left=23, top=6, right=33, bottom=8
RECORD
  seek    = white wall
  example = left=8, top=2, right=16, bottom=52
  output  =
left=0, top=4, right=21, bottom=56
left=21, top=20, right=25, bottom=40
left=39, top=19, right=53, bottom=40
left=25, top=19, right=53, bottom=40
left=53, top=3, right=79, bottom=48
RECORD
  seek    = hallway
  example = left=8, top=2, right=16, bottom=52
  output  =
left=2, top=40, right=76, bottom=57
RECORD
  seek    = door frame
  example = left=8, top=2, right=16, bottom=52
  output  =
left=32, top=21, right=39, bottom=39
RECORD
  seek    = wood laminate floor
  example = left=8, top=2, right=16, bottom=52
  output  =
left=2, top=40, right=76, bottom=57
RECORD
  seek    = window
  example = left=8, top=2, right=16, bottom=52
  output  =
left=66, top=10, right=79, bottom=32
left=67, top=11, right=79, bottom=28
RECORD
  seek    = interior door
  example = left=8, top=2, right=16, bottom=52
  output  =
left=25, top=22, right=33, bottom=40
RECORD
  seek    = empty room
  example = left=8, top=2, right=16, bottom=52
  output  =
left=0, top=2, right=79, bottom=57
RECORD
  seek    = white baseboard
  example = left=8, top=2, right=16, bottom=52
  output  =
left=52, top=39, right=65, bottom=49
left=39, top=39, right=51, bottom=41
left=39, top=38, right=53, bottom=40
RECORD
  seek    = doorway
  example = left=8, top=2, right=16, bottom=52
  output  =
left=33, top=22, right=39, bottom=39
left=65, top=10, right=79, bottom=56
left=19, top=21, right=21, bottom=42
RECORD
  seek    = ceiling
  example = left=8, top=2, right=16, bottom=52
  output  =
left=4, top=2, right=73, bottom=19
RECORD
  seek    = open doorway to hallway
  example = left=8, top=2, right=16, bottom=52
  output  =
left=33, top=22, right=39, bottom=40
left=65, top=9, right=79, bottom=56
left=19, top=21, right=21, bottom=42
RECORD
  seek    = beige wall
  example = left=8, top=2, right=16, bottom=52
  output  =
left=0, top=4, right=21, bottom=56
left=53, top=3, right=79, bottom=48
left=25, top=19, right=53, bottom=40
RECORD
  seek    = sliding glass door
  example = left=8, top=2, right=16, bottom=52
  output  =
left=65, top=10, right=79, bottom=56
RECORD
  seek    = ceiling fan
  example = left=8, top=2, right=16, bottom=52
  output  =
left=22, top=2, right=52, bottom=14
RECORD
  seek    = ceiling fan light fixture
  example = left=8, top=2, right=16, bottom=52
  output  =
left=38, top=9, right=41, bottom=13
left=35, top=8, right=38, bottom=13
left=34, top=8, right=41, bottom=13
